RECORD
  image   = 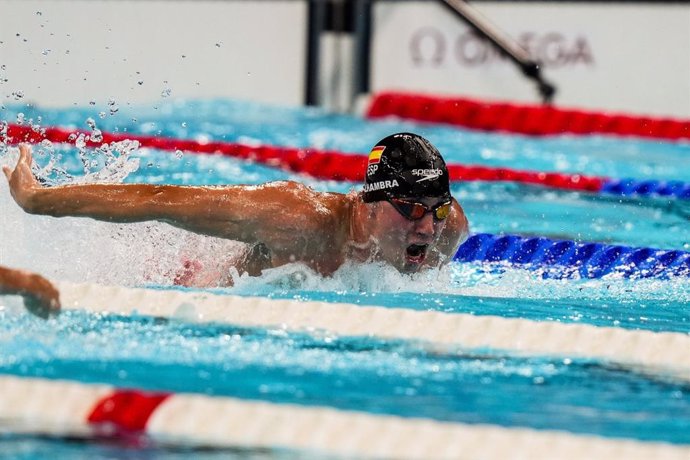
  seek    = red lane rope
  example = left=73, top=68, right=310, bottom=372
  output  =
left=88, top=390, right=170, bottom=433
left=2, top=123, right=605, bottom=192
left=367, top=92, right=690, bottom=141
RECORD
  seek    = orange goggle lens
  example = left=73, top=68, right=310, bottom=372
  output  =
left=389, top=198, right=452, bottom=221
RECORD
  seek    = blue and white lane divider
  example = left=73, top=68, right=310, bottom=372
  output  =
left=455, top=233, right=690, bottom=279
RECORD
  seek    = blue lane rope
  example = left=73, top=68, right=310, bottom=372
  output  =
left=454, top=233, right=690, bottom=279
left=601, top=179, right=690, bottom=199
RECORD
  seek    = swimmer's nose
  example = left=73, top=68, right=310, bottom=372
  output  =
left=413, top=212, right=435, bottom=238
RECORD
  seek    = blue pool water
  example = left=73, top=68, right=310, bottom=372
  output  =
left=1, top=99, right=689, bottom=456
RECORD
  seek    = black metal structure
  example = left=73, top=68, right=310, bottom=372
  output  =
left=439, top=0, right=556, bottom=103
left=307, top=0, right=558, bottom=106
left=305, top=0, right=327, bottom=105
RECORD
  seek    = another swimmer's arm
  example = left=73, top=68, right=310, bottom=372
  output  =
left=435, top=199, right=470, bottom=263
left=0, top=266, right=60, bottom=318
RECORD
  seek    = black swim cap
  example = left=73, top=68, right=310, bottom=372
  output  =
left=362, top=132, right=450, bottom=203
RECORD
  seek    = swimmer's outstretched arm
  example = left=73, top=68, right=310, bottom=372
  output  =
left=0, top=265, right=60, bottom=318
left=4, top=144, right=333, bottom=256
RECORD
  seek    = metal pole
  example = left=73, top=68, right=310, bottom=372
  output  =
left=440, top=0, right=556, bottom=103
left=305, top=0, right=327, bottom=105
left=353, top=0, right=372, bottom=101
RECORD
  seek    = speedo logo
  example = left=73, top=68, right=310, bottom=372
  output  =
left=411, top=168, right=442, bottom=182
left=363, top=179, right=399, bottom=192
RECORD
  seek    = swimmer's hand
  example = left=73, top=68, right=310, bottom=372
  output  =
left=20, top=273, right=61, bottom=319
left=2, top=143, right=43, bottom=213
left=0, top=267, right=61, bottom=319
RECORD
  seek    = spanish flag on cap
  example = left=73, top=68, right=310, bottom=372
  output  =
left=368, top=146, right=385, bottom=164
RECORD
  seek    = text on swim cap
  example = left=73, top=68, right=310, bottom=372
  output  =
left=411, top=169, right=443, bottom=182
left=363, top=179, right=399, bottom=192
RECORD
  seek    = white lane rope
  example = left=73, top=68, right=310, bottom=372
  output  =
left=0, top=375, right=688, bottom=460
left=55, top=282, right=690, bottom=381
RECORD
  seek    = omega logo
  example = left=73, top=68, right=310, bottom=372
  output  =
left=410, top=28, right=595, bottom=69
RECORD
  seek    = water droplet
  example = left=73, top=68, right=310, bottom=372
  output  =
left=174, top=150, right=184, bottom=159
left=108, top=99, right=119, bottom=115
left=137, top=80, right=143, bottom=85
left=181, top=55, right=186, bottom=59
left=131, top=117, right=138, bottom=122
left=40, top=139, right=53, bottom=149
left=86, top=117, right=96, bottom=129
left=41, top=49, right=51, bottom=56
left=12, top=90, right=24, bottom=100
left=89, top=100, right=96, bottom=105
left=91, top=129, right=103, bottom=142
left=215, top=42, right=221, bottom=48
left=36, top=11, right=42, bottom=16
left=181, top=122, right=187, bottom=128
left=98, top=111, right=106, bottom=119
left=75, top=134, right=86, bottom=149
left=16, top=113, right=25, bottom=124
left=161, top=88, right=172, bottom=98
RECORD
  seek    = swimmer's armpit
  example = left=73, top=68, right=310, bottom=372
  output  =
left=241, top=242, right=273, bottom=277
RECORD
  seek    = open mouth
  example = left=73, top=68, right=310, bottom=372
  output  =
left=405, top=244, right=428, bottom=263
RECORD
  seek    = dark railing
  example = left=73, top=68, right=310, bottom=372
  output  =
left=308, top=0, right=557, bottom=106
left=439, top=0, right=556, bottom=103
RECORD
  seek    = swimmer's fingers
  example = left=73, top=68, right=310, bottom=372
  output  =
left=5, top=144, right=42, bottom=210
left=21, top=274, right=61, bottom=319
left=3, top=144, right=28, bottom=179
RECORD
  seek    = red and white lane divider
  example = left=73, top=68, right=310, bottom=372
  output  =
left=367, top=91, right=690, bottom=141
left=2, top=123, right=606, bottom=192
left=54, top=281, right=690, bottom=382
left=0, top=375, right=688, bottom=459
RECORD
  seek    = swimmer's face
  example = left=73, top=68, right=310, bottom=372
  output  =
left=367, top=196, right=449, bottom=273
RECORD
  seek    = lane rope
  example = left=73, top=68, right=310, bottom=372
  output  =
left=1, top=375, right=687, bottom=459
left=4, top=123, right=690, bottom=199
left=54, top=281, right=690, bottom=381
left=457, top=233, right=690, bottom=280
left=367, top=91, right=690, bottom=142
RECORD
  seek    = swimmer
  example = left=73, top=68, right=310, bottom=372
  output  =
left=4, top=133, right=469, bottom=284
left=0, top=265, right=61, bottom=318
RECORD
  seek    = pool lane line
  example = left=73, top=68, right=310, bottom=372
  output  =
left=0, top=375, right=688, bottom=459
left=4, top=123, right=690, bottom=199
left=367, top=91, right=690, bottom=141
left=456, top=233, right=690, bottom=280
left=55, top=281, right=690, bottom=383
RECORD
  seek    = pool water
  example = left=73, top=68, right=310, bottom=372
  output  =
left=0, top=99, right=689, bottom=457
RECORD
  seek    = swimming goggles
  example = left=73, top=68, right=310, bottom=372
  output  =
left=388, top=198, right=452, bottom=221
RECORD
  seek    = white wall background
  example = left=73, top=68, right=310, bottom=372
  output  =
left=372, top=2, right=690, bottom=117
left=1, top=1, right=688, bottom=117
left=0, top=0, right=307, bottom=108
